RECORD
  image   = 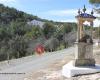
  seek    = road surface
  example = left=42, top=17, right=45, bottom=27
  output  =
left=0, top=47, right=74, bottom=80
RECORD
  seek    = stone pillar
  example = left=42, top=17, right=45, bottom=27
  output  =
left=78, top=20, right=84, bottom=41
left=90, top=22, right=93, bottom=39
left=77, top=21, right=80, bottom=41
left=79, top=21, right=83, bottom=40
left=78, top=19, right=84, bottom=40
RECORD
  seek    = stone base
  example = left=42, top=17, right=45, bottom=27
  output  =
left=73, top=59, right=95, bottom=66
left=62, top=61, right=100, bottom=78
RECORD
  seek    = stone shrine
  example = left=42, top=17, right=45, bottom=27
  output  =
left=74, top=5, right=96, bottom=67
left=62, top=5, right=100, bottom=78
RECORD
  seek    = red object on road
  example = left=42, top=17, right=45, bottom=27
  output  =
left=35, top=44, right=45, bottom=55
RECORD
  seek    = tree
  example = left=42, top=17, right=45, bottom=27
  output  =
left=43, top=22, right=56, bottom=39
left=89, top=0, right=100, bottom=13
left=89, top=0, right=100, bottom=4
left=11, top=35, right=29, bottom=58
left=10, top=21, right=31, bottom=36
left=0, top=21, right=31, bottom=61
left=25, top=25, right=42, bottom=39
left=62, top=23, right=73, bottom=34
left=44, top=37, right=59, bottom=52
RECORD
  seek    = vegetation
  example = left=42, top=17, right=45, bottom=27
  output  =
left=43, top=22, right=56, bottom=39
left=0, top=4, right=77, bottom=61
left=89, top=0, right=100, bottom=13
left=89, top=0, right=100, bottom=38
left=0, top=4, right=48, bottom=24
left=89, top=0, right=100, bottom=4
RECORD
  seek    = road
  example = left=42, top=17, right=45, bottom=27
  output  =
left=0, top=47, right=74, bottom=80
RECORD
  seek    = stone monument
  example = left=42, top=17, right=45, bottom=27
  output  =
left=74, top=5, right=95, bottom=67
left=62, top=5, right=100, bottom=78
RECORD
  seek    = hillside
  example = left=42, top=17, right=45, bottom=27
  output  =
left=0, top=4, right=77, bottom=62
left=0, top=4, right=77, bottom=25
left=0, top=4, right=46, bottom=24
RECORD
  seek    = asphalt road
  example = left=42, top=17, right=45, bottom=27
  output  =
left=0, top=47, right=74, bottom=80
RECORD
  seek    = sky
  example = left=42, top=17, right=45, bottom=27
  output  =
left=0, top=0, right=100, bottom=27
